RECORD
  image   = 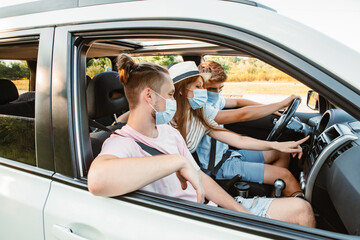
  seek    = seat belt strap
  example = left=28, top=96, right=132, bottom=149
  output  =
left=88, top=119, right=164, bottom=156
left=192, top=151, right=201, bottom=167
left=208, top=138, right=217, bottom=177
left=214, top=150, right=232, bottom=174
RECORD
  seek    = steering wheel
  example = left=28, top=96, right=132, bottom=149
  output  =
left=266, top=98, right=301, bottom=141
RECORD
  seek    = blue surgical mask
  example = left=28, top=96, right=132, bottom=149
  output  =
left=149, top=90, right=177, bottom=125
left=207, top=91, right=220, bottom=104
left=188, top=89, right=208, bottom=110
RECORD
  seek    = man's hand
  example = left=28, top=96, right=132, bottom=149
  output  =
left=272, top=95, right=300, bottom=116
left=271, top=135, right=310, bottom=159
left=281, top=94, right=301, bottom=109
left=176, top=157, right=205, bottom=204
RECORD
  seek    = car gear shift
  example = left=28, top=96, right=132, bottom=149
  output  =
left=274, top=179, right=286, bottom=198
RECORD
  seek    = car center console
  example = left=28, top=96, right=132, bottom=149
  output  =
left=304, top=123, right=358, bottom=202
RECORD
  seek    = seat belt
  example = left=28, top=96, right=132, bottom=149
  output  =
left=192, top=151, right=212, bottom=176
left=207, top=138, right=232, bottom=179
left=208, top=138, right=217, bottom=177
left=89, top=119, right=164, bottom=156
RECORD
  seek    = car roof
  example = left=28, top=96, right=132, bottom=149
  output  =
left=0, top=0, right=275, bottom=19
left=0, top=0, right=359, bottom=90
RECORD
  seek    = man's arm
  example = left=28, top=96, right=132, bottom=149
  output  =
left=214, top=95, right=299, bottom=125
left=88, top=154, right=205, bottom=203
left=224, top=97, right=261, bottom=108
left=200, top=172, right=250, bottom=213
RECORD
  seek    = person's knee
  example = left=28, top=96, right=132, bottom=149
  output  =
left=292, top=199, right=316, bottom=227
left=280, top=151, right=290, bottom=161
left=277, top=168, right=294, bottom=181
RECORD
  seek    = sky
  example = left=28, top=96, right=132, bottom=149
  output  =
left=260, top=0, right=360, bottom=53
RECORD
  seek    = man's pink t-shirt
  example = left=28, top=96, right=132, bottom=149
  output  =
left=99, top=124, right=200, bottom=202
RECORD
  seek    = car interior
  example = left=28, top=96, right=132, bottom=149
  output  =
left=83, top=37, right=360, bottom=236
left=0, top=41, right=37, bottom=166
left=0, top=42, right=37, bottom=118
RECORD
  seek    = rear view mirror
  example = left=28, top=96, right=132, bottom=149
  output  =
left=307, top=90, right=319, bottom=110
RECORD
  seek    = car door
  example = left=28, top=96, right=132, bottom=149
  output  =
left=0, top=28, right=54, bottom=239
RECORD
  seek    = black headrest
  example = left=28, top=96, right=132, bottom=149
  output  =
left=0, top=79, right=19, bottom=104
left=87, top=71, right=129, bottom=119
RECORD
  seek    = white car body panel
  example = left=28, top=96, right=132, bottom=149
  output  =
left=44, top=181, right=270, bottom=240
left=0, top=163, right=51, bottom=240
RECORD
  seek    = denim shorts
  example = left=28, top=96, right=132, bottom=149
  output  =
left=234, top=196, right=274, bottom=217
left=216, top=149, right=265, bottom=184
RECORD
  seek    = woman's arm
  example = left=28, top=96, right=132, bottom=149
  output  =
left=88, top=154, right=205, bottom=203
left=201, top=171, right=250, bottom=213
left=209, top=128, right=309, bottom=157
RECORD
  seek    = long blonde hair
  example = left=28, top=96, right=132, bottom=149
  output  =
left=172, top=76, right=217, bottom=141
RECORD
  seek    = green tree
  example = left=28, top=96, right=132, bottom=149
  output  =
left=86, top=58, right=112, bottom=78
left=133, top=55, right=180, bottom=67
left=0, top=61, right=29, bottom=80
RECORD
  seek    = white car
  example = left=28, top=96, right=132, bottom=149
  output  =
left=0, top=0, right=360, bottom=239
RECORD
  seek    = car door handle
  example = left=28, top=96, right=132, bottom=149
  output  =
left=53, top=224, right=89, bottom=240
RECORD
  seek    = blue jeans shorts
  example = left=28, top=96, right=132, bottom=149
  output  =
left=234, top=196, right=274, bottom=217
left=216, top=149, right=265, bottom=184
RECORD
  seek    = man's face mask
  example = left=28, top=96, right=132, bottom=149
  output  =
left=149, top=89, right=177, bottom=125
left=188, top=89, right=208, bottom=110
left=207, top=90, right=221, bottom=104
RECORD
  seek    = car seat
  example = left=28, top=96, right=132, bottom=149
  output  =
left=86, top=71, right=129, bottom=169
left=0, top=79, right=35, bottom=118
left=87, top=71, right=129, bottom=126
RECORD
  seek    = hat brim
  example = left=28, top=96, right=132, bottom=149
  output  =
left=173, top=72, right=212, bottom=84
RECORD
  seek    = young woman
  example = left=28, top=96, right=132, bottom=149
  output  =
left=169, top=61, right=308, bottom=197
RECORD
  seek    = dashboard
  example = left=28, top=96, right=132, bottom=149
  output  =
left=303, top=109, right=360, bottom=235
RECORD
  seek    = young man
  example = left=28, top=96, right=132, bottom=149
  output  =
left=87, top=54, right=315, bottom=227
left=196, top=61, right=304, bottom=196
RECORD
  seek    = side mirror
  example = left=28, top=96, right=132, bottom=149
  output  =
left=307, top=90, right=319, bottom=110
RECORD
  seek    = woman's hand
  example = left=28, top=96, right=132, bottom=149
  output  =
left=270, top=135, right=310, bottom=159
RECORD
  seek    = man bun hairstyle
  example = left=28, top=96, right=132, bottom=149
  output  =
left=116, top=54, right=169, bottom=109
left=117, top=54, right=139, bottom=85
left=198, top=60, right=227, bottom=82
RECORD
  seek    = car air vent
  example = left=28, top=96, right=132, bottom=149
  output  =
left=327, top=141, right=357, bottom=167
left=313, top=135, right=327, bottom=159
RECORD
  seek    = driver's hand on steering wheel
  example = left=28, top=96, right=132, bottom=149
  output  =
left=272, top=135, right=310, bottom=159
left=282, top=95, right=301, bottom=108
left=272, top=95, right=301, bottom=116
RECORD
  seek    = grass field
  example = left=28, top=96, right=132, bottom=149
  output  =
left=12, top=79, right=29, bottom=91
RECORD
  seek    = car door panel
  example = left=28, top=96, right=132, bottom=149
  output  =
left=43, top=181, right=270, bottom=240
left=0, top=164, right=51, bottom=240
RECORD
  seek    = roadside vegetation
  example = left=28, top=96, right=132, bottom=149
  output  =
left=4, top=56, right=302, bottom=93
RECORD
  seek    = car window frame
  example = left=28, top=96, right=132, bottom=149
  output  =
left=0, top=27, right=55, bottom=175
left=51, top=19, right=358, bottom=239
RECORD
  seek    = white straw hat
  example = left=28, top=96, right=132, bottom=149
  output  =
left=168, top=61, right=211, bottom=84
